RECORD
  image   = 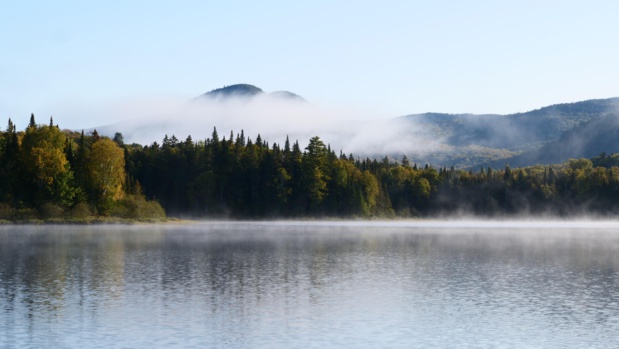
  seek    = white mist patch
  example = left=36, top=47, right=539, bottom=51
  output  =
left=86, top=94, right=443, bottom=156
left=196, top=220, right=619, bottom=229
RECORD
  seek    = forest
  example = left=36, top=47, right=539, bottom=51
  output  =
left=0, top=116, right=164, bottom=222
left=2, top=115, right=619, bottom=222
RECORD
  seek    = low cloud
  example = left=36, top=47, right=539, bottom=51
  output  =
left=87, top=94, right=443, bottom=157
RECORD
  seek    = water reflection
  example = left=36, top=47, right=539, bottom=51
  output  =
left=1, top=223, right=619, bottom=348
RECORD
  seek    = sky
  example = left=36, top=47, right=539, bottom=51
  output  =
left=1, top=0, right=619, bottom=131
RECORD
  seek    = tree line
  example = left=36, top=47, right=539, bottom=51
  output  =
left=0, top=115, right=164, bottom=222
left=2, top=116, right=619, bottom=220
left=124, top=127, right=619, bottom=217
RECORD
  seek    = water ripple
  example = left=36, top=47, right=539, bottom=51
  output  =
left=1, top=224, right=619, bottom=348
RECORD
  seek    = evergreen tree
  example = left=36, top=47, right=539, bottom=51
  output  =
left=211, top=127, right=219, bottom=144
left=303, top=136, right=330, bottom=209
left=113, top=132, right=124, bottom=146
left=402, top=155, right=410, bottom=167
left=284, top=135, right=291, bottom=154
left=29, top=113, right=36, bottom=128
left=503, top=164, right=512, bottom=182
left=0, top=119, right=20, bottom=203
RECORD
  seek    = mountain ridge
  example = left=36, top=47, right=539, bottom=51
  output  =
left=96, top=85, right=619, bottom=169
left=199, top=83, right=306, bottom=102
left=400, top=97, right=619, bottom=150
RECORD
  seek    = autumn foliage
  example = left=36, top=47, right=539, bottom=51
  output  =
left=0, top=116, right=164, bottom=221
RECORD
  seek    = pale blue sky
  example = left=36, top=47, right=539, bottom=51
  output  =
left=2, top=0, right=618, bottom=129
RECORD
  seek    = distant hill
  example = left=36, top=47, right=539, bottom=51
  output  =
left=199, top=84, right=306, bottom=102
left=395, top=98, right=619, bottom=168
left=480, top=112, right=619, bottom=168
left=95, top=85, right=618, bottom=170
left=268, top=91, right=306, bottom=102
left=401, top=98, right=619, bottom=150
left=202, top=84, right=264, bottom=98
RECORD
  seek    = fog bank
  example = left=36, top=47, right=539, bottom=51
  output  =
left=87, top=94, right=442, bottom=156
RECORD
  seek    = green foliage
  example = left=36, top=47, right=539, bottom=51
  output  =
left=404, top=98, right=619, bottom=168
left=5, top=114, right=619, bottom=220
left=0, top=118, right=165, bottom=222
left=111, top=194, right=166, bottom=219
left=39, top=203, right=65, bottom=219
left=69, top=202, right=93, bottom=219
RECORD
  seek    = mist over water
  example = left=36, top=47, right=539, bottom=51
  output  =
left=1, top=222, right=619, bottom=348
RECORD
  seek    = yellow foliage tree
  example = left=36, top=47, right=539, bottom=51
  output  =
left=87, top=139, right=126, bottom=209
left=27, top=146, right=68, bottom=188
left=19, top=125, right=76, bottom=206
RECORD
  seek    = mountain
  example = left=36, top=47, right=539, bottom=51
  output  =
left=94, top=84, right=618, bottom=170
left=96, top=84, right=310, bottom=146
left=401, top=98, right=619, bottom=150
left=395, top=98, right=619, bottom=168
left=203, top=84, right=264, bottom=98
left=199, top=84, right=306, bottom=102
left=480, top=113, right=619, bottom=168
left=268, top=91, right=306, bottom=102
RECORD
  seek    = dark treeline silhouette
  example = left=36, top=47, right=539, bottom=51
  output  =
left=124, top=127, right=619, bottom=218
left=2, top=116, right=619, bottom=220
left=125, top=129, right=390, bottom=217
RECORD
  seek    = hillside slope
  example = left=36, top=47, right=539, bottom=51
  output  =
left=480, top=112, right=619, bottom=168
left=401, top=98, right=619, bottom=150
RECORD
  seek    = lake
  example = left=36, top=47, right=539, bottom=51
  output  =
left=1, top=221, right=619, bottom=348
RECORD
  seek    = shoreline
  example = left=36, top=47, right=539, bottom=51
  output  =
left=3, top=217, right=619, bottom=229
left=0, top=217, right=181, bottom=225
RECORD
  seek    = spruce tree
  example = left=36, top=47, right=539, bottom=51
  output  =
left=113, top=132, right=124, bottom=146
left=284, top=135, right=290, bottom=154
left=211, top=127, right=219, bottom=144
left=402, top=155, right=410, bottom=167
left=29, top=113, right=36, bottom=128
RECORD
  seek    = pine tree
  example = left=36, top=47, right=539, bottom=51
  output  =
left=113, top=132, right=124, bottom=146
left=29, top=113, right=36, bottom=128
left=91, top=129, right=100, bottom=142
left=402, top=155, right=410, bottom=167
left=503, top=164, right=512, bottom=182
left=284, top=135, right=290, bottom=154
left=303, top=136, right=330, bottom=209
left=211, top=127, right=219, bottom=144
left=0, top=119, right=20, bottom=203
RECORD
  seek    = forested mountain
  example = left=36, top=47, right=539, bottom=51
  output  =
left=402, top=98, right=619, bottom=149
left=95, top=85, right=618, bottom=169
left=200, top=84, right=305, bottom=101
left=268, top=91, right=306, bottom=102
left=202, top=84, right=264, bottom=98
left=481, top=113, right=619, bottom=168
left=95, top=83, right=308, bottom=147
left=396, top=98, right=619, bottom=168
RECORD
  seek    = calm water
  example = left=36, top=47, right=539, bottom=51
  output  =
left=1, top=222, right=619, bottom=348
